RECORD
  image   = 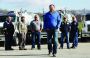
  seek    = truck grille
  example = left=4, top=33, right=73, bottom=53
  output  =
left=0, top=28, right=4, bottom=35
left=88, top=25, right=90, bottom=32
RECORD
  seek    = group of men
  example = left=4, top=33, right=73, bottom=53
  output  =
left=3, top=4, right=78, bottom=57
left=3, top=15, right=42, bottom=50
left=60, top=16, right=78, bottom=49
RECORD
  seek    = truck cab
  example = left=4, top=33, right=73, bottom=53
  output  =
left=81, top=13, right=90, bottom=38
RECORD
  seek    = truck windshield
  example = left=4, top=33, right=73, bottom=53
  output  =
left=86, top=14, right=90, bottom=21
left=0, top=16, right=16, bottom=22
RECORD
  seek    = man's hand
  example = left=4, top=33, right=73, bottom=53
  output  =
left=39, top=28, right=42, bottom=32
left=38, top=30, right=41, bottom=32
left=3, top=28, right=7, bottom=31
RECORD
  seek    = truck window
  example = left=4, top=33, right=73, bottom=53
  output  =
left=0, top=16, right=7, bottom=22
left=0, top=16, right=16, bottom=22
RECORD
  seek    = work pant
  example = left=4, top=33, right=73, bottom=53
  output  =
left=47, top=29, right=58, bottom=55
left=5, top=34, right=13, bottom=50
left=72, top=32, right=78, bottom=47
left=31, top=31, right=41, bottom=49
left=60, top=32, right=70, bottom=48
left=19, top=32, right=26, bottom=49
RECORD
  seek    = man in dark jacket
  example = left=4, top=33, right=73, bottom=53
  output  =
left=70, top=16, right=78, bottom=48
left=60, top=16, right=70, bottom=49
left=3, top=16, right=14, bottom=50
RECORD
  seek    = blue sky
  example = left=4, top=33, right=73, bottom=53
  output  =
left=0, top=0, right=90, bottom=13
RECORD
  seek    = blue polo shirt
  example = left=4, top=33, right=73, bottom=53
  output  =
left=43, top=11, right=61, bottom=30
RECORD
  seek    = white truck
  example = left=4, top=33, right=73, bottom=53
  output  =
left=81, top=13, right=90, bottom=38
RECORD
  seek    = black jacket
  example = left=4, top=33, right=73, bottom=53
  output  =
left=60, top=22, right=71, bottom=33
left=3, top=21, right=14, bottom=35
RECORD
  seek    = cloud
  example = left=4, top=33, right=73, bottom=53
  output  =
left=0, top=0, right=23, bottom=3
left=0, top=0, right=53, bottom=12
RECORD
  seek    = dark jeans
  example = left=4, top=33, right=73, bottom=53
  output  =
left=60, top=32, right=70, bottom=48
left=5, top=34, right=13, bottom=50
left=72, top=32, right=78, bottom=47
left=47, top=29, right=58, bottom=54
left=31, top=31, right=41, bottom=49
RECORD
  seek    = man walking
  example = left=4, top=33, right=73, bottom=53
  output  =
left=43, top=4, right=61, bottom=57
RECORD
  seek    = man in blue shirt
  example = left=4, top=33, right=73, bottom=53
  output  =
left=43, top=4, right=61, bottom=57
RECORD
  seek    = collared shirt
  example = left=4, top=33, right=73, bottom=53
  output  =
left=30, top=20, right=42, bottom=31
left=43, top=11, right=61, bottom=30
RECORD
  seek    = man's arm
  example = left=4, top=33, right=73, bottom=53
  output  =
left=30, top=21, right=34, bottom=32
left=68, top=23, right=71, bottom=32
left=11, top=23, right=15, bottom=34
left=3, top=22, right=7, bottom=34
left=56, top=12, right=62, bottom=29
left=18, top=22, right=22, bottom=33
left=60, top=22, right=63, bottom=32
left=40, top=22, right=42, bottom=32
left=43, top=14, right=48, bottom=30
